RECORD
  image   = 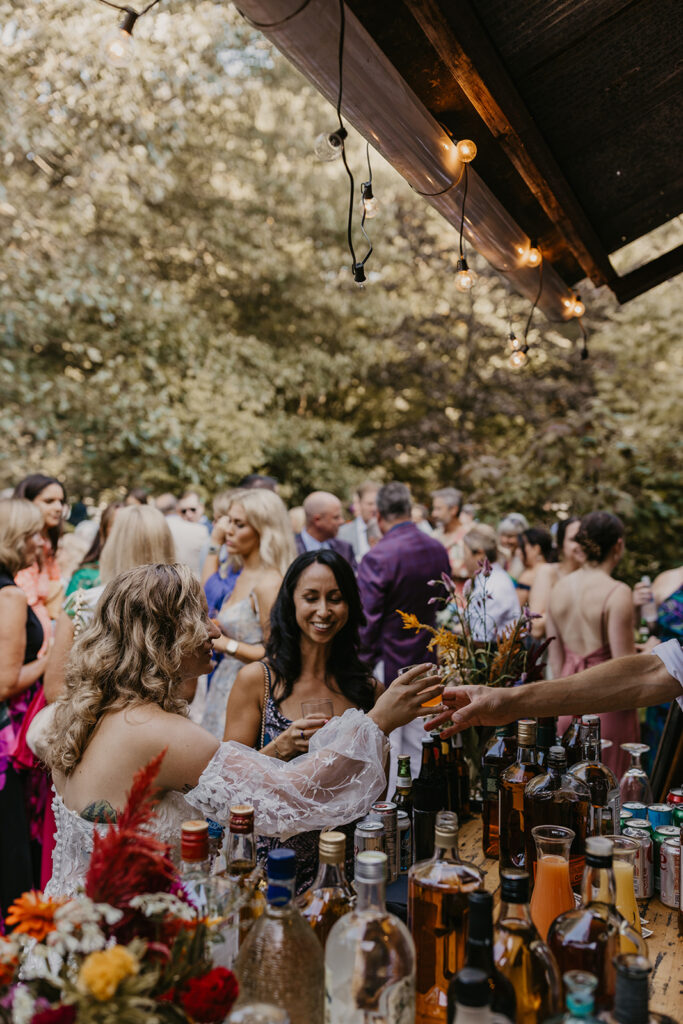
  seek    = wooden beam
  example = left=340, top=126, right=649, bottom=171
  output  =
left=612, top=243, right=683, bottom=304
left=404, top=0, right=618, bottom=290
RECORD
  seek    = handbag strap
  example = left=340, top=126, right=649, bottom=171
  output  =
left=259, top=662, right=271, bottom=750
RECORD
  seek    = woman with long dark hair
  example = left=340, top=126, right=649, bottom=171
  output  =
left=13, top=473, right=67, bottom=647
left=224, top=549, right=382, bottom=890
left=528, top=517, right=585, bottom=641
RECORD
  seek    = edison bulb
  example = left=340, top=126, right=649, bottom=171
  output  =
left=455, top=256, right=475, bottom=292
left=456, top=139, right=477, bottom=163
left=314, top=131, right=344, bottom=162
left=509, top=348, right=528, bottom=368
left=572, top=297, right=585, bottom=317
left=508, top=332, right=521, bottom=351
left=361, top=194, right=378, bottom=219
left=526, top=245, right=542, bottom=267
left=102, top=26, right=134, bottom=67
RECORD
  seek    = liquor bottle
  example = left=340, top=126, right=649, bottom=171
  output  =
left=234, top=849, right=324, bottom=1024
left=413, top=734, right=447, bottom=861
left=325, top=851, right=415, bottom=1022
left=452, top=733, right=472, bottom=819
left=225, top=805, right=266, bottom=946
left=569, top=716, right=621, bottom=836
left=393, top=754, right=414, bottom=816
left=179, top=819, right=217, bottom=916
left=536, top=718, right=557, bottom=769
left=408, top=816, right=484, bottom=1021
left=499, top=720, right=543, bottom=870
left=447, top=891, right=516, bottom=1023
left=441, top=734, right=456, bottom=812
left=544, top=970, right=601, bottom=1023
left=449, top=966, right=514, bottom=1024
left=524, top=746, right=591, bottom=890
left=296, top=830, right=354, bottom=948
left=561, top=717, right=583, bottom=769
left=599, top=953, right=677, bottom=1023
left=547, top=838, right=647, bottom=1012
left=481, top=725, right=517, bottom=859
left=493, top=868, right=562, bottom=1024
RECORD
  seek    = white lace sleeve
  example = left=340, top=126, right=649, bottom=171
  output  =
left=186, top=708, right=389, bottom=839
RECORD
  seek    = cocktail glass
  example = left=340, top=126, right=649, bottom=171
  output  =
left=398, top=663, right=444, bottom=707
left=530, top=825, right=576, bottom=941
left=600, top=835, right=642, bottom=950
left=619, top=744, right=653, bottom=805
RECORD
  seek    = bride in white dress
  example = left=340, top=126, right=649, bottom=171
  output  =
left=37, top=563, right=442, bottom=897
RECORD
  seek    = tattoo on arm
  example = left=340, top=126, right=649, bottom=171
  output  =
left=80, top=799, right=118, bottom=824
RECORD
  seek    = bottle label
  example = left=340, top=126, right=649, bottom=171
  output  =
left=481, top=764, right=500, bottom=795
left=326, top=969, right=415, bottom=1022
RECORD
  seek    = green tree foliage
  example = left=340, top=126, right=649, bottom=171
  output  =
left=0, top=0, right=681, bottom=577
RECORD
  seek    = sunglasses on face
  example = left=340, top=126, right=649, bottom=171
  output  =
left=179, top=507, right=198, bottom=515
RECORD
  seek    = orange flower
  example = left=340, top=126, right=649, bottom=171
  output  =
left=397, top=610, right=423, bottom=632
left=5, top=891, right=64, bottom=942
left=0, top=939, right=18, bottom=987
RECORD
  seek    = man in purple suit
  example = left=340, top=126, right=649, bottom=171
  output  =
left=358, top=481, right=450, bottom=787
left=294, top=491, right=357, bottom=573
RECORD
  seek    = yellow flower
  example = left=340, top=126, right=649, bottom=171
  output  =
left=78, top=944, right=139, bottom=1001
left=397, top=610, right=424, bottom=632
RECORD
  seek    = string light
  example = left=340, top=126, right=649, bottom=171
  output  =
left=455, top=256, right=475, bottom=291
left=508, top=330, right=521, bottom=351
left=509, top=345, right=529, bottom=368
left=525, top=241, right=542, bottom=268
left=360, top=180, right=378, bottom=219
left=314, top=128, right=347, bottom=162
left=571, top=294, right=585, bottom=317
left=96, top=0, right=161, bottom=67
left=456, top=139, right=477, bottom=163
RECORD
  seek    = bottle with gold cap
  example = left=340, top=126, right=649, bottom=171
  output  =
left=296, top=830, right=355, bottom=948
left=499, top=720, right=543, bottom=870
left=408, top=813, right=485, bottom=1022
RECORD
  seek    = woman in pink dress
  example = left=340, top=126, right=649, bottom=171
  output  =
left=547, top=511, right=639, bottom=778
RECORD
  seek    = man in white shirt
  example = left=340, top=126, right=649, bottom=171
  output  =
left=461, top=523, right=519, bottom=641
left=338, top=481, right=380, bottom=562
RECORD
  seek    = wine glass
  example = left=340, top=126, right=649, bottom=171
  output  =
left=619, top=743, right=653, bottom=805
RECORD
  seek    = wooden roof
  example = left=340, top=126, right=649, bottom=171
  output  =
left=345, top=0, right=683, bottom=302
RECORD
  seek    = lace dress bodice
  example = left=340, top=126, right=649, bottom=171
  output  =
left=45, top=709, right=388, bottom=899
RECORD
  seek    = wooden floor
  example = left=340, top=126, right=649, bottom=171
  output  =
left=457, top=817, right=682, bottom=1020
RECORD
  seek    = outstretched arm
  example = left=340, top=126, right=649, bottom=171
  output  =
left=428, top=644, right=682, bottom=737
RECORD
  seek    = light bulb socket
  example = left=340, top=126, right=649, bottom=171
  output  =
left=361, top=180, right=374, bottom=200
left=353, top=262, right=366, bottom=284
left=456, top=256, right=469, bottom=273
left=120, top=7, right=139, bottom=35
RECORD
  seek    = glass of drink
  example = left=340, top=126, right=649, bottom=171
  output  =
left=398, top=663, right=444, bottom=707
left=600, top=835, right=642, bottom=949
left=301, top=698, right=334, bottom=719
left=529, top=825, right=576, bottom=941
left=619, top=744, right=653, bottom=805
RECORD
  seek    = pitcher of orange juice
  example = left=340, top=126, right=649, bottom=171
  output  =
left=600, top=835, right=642, bottom=951
left=530, top=825, right=576, bottom=941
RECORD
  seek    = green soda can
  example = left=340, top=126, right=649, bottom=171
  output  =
left=653, top=824, right=679, bottom=892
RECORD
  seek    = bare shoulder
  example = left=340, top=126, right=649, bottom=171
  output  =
left=254, top=571, right=282, bottom=597
left=0, top=585, right=27, bottom=611
left=104, top=705, right=218, bottom=762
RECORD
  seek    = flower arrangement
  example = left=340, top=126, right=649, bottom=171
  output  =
left=0, top=755, right=239, bottom=1024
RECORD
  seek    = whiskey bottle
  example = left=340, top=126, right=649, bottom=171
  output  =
left=481, top=725, right=517, bottom=859
left=408, top=816, right=484, bottom=1021
left=536, top=717, right=558, bottom=770
left=225, top=805, right=266, bottom=947
left=599, top=953, right=678, bottom=1023
left=449, top=891, right=516, bottom=1022
left=568, top=716, right=620, bottom=836
left=493, top=868, right=562, bottom=1024
left=524, top=746, right=591, bottom=890
left=547, top=838, right=647, bottom=1012
left=499, top=720, right=542, bottom=870
left=325, top=851, right=415, bottom=1022
left=296, top=830, right=354, bottom=948
left=561, top=717, right=583, bottom=768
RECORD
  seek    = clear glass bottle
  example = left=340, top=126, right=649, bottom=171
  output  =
left=547, top=838, right=647, bottom=1012
left=448, top=891, right=516, bottom=1023
left=493, top=868, right=562, bottom=1024
left=561, top=717, right=583, bottom=769
left=179, top=819, right=216, bottom=916
left=524, top=746, right=591, bottom=890
left=481, top=725, right=517, bottom=859
left=544, top=970, right=601, bottom=1023
left=599, top=954, right=677, bottom=1023
left=325, top=850, right=415, bottom=1023
left=225, top=805, right=266, bottom=948
left=296, top=830, right=354, bottom=948
left=408, top=815, right=484, bottom=1021
left=450, top=966, right=514, bottom=1024
left=413, top=734, right=447, bottom=861
left=234, top=849, right=324, bottom=1024
left=569, top=717, right=621, bottom=836
left=536, top=717, right=557, bottom=770
left=393, top=754, right=414, bottom=816
left=499, top=720, right=543, bottom=870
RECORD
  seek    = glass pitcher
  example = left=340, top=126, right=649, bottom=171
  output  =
left=600, top=835, right=642, bottom=950
left=529, top=825, right=576, bottom=941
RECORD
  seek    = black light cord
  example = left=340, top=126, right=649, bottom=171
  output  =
left=236, top=0, right=313, bottom=30
left=95, top=0, right=161, bottom=18
left=523, top=254, right=544, bottom=343
left=459, top=164, right=469, bottom=258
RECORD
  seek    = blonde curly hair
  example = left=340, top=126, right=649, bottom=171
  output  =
left=45, top=563, right=208, bottom=776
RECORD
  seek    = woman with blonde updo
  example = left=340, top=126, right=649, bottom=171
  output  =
left=199, top=489, right=296, bottom=738
left=547, top=511, right=638, bottom=776
left=33, top=563, right=437, bottom=898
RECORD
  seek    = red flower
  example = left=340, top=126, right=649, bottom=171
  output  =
left=31, top=1007, right=77, bottom=1024
left=179, top=967, right=239, bottom=1022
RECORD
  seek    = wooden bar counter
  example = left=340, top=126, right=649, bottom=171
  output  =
left=455, top=816, right=683, bottom=1020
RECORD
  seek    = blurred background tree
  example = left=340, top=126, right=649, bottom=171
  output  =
left=0, top=0, right=680, bottom=577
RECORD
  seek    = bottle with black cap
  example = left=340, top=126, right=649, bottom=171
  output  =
left=599, top=954, right=677, bottom=1024
left=536, top=717, right=558, bottom=769
left=447, top=891, right=515, bottom=1023
left=449, top=966, right=512, bottom=1023
left=492, top=868, right=561, bottom=1023
left=547, top=838, right=647, bottom=1012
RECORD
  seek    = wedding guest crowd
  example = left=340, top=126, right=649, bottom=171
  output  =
left=0, top=463, right=681, bottom=913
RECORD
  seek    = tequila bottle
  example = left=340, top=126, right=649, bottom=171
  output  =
left=234, top=849, right=324, bottom=1024
left=296, top=830, right=354, bottom=948
left=524, top=746, right=591, bottom=890
left=408, top=816, right=484, bottom=1021
left=481, top=725, right=517, bottom=859
left=569, top=716, right=620, bottom=836
left=499, top=720, right=542, bottom=870
left=325, top=851, right=415, bottom=1023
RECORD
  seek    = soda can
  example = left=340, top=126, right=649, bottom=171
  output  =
left=652, top=827, right=666, bottom=891
left=398, top=811, right=412, bottom=874
left=660, top=839, right=680, bottom=909
left=647, top=803, right=673, bottom=828
left=372, top=801, right=399, bottom=883
left=623, top=827, right=654, bottom=899
left=620, top=809, right=633, bottom=828
left=628, top=818, right=653, bottom=836
left=354, top=819, right=385, bottom=859
left=666, top=787, right=683, bottom=805
left=623, top=802, right=648, bottom=816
